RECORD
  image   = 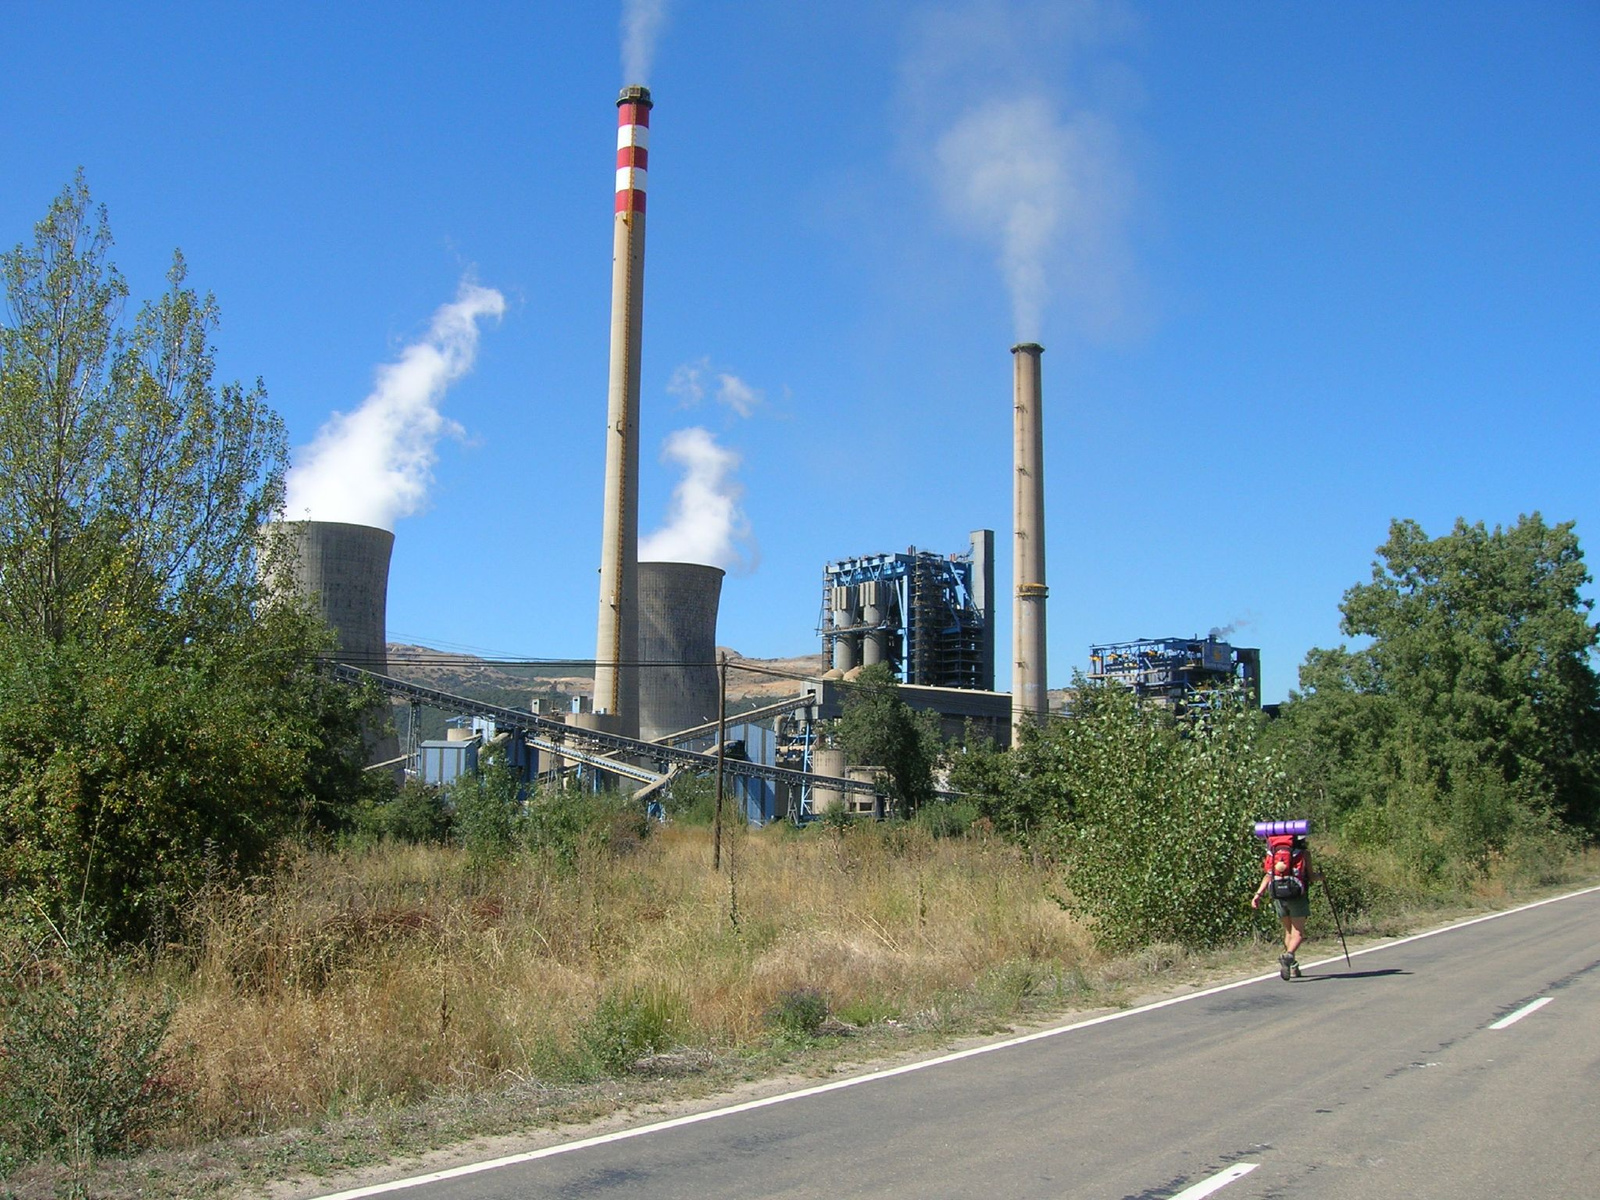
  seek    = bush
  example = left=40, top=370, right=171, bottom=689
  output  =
left=581, top=984, right=685, bottom=1074
left=450, top=751, right=524, bottom=865
left=0, top=951, right=183, bottom=1173
left=914, top=800, right=981, bottom=839
left=764, top=988, right=829, bottom=1038
left=1051, top=686, right=1285, bottom=951
left=355, top=779, right=452, bottom=845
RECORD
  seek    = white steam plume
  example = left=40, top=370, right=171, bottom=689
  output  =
left=905, top=0, right=1138, bottom=342
left=640, top=427, right=756, bottom=572
left=284, top=282, right=505, bottom=530
left=934, top=97, right=1127, bottom=341
left=622, top=0, right=669, bottom=84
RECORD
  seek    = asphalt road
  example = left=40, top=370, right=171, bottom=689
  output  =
left=316, top=886, right=1600, bottom=1200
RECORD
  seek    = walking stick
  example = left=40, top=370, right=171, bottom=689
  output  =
left=1322, top=879, right=1352, bottom=968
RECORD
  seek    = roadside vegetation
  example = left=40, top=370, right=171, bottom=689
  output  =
left=3, top=181, right=1597, bottom=1195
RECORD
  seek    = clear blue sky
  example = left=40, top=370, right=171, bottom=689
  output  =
left=5, top=1, right=1597, bottom=703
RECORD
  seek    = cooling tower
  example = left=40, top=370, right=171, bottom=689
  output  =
left=593, top=84, right=653, bottom=739
left=1011, top=343, right=1049, bottom=740
left=270, top=520, right=394, bottom=673
left=266, top=519, right=400, bottom=768
left=638, top=561, right=723, bottom=742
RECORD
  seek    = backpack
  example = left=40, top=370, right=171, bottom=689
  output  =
left=1265, top=835, right=1310, bottom=900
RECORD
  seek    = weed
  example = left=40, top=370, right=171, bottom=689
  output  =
left=764, top=988, right=829, bottom=1039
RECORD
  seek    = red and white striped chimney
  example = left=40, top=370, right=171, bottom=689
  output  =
left=594, top=85, right=653, bottom=738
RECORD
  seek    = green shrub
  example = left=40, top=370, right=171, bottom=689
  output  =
left=355, top=779, right=452, bottom=845
left=764, top=988, right=829, bottom=1038
left=450, top=751, right=524, bottom=864
left=914, top=800, right=981, bottom=839
left=1052, top=685, right=1284, bottom=951
left=581, top=984, right=685, bottom=1074
left=0, top=952, right=183, bottom=1173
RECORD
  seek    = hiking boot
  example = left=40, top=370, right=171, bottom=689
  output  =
left=1290, top=958, right=1302, bottom=979
left=1279, top=953, right=1294, bottom=981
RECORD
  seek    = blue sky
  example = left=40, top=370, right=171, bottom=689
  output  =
left=4, top=1, right=1596, bottom=703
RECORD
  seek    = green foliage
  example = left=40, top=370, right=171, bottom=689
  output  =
left=581, top=984, right=685, bottom=1074
left=832, top=664, right=942, bottom=819
left=912, top=799, right=981, bottom=839
left=1047, top=686, right=1282, bottom=950
left=1275, top=515, right=1600, bottom=868
left=0, top=178, right=374, bottom=942
left=0, top=950, right=182, bottom=1172
left=523, top=784, right=610, bottom=868
left=955, top=682, right=1283, bottom=951
left=764, top=988, right=829, bottom=1039
left=449, top=749, right=524, bottom=865
left=662, top=770, right=716, bottom=825
left=355, top=778, right=452, bottom=845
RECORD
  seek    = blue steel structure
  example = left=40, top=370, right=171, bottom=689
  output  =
left=820, top=545, right=992, bottom=690
left=1087, top=637, right=1261, bottom=709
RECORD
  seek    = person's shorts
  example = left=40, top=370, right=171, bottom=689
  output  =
left=1274, top=895, right=1311, bottom=919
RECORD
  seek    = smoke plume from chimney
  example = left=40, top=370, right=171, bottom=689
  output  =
left=622, top=0, right=669, bottom=83
left=903, top=1, right=1138, bottom=342
left=639, top=427, right=755, bottom=572
left=284, top=282, right=505, bottom=530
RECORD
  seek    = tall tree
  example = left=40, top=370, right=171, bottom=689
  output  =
left=832, top=664, right=941, bottom=819
left=1279, top=515, right=1600, bottom=851
left=0, top=179, right=372, bottom=940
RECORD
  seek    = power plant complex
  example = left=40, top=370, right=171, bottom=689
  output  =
left=268, top=85, right=1258, bottom=819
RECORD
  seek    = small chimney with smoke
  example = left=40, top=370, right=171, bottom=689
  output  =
left=1011, top=342, right=1048, bottom=740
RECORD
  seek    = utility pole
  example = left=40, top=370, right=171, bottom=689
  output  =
left=713, top=651, right=727, bottom=871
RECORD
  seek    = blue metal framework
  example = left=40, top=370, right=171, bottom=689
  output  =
left=1087, top=637, right=1260, bottom=708
left=819, top=547, right=990, bottom=689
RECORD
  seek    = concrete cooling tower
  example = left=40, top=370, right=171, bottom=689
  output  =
left=638, top=561, right=723, bottom=742
left=266, top=520, right=399, bottom=768
left=271, top=520, right=394, bottom=673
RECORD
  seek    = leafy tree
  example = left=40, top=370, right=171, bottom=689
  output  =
left=832, top=664, right=942, bottom=819
left=956, top=682, right=1282, bottom=949
left=0, top=178, right=369, bottom=940
left=1277, top=515, right=1600, bottom=861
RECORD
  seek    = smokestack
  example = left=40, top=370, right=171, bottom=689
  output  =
left=1011, top=343, right=1048, bottom=741
left=638, top=561, right=724, bottom=742
left=594, top=84, right=653, bottom=738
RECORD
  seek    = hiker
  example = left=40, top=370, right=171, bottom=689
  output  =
left=1251, top=833, right=1320, bottom=980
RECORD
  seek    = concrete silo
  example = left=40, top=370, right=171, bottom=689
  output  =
left=638, top=561, right=723, bottom=742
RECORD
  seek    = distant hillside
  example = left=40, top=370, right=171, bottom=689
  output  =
left=383, top=644, right=826, bottom=742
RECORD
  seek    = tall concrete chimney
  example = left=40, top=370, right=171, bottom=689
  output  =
left=1011, top=343, right=1048, bottom=741
left=593, top=85, right=653, bottom=738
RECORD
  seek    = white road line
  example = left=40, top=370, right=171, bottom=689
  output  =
left=1489, top=996, right=1553, bottom=1029
left=308, top=882, right=1600, bottom=1200
left=1168, top=1161, right=1260, bottom=1199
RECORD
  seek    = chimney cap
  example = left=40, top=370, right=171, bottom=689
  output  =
left=1011, top=342, right=1045, bottom=355
left=618, top=85, right=653, bottom=107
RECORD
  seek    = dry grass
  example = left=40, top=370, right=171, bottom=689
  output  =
left=157, top=823, right=1098, bottom=1141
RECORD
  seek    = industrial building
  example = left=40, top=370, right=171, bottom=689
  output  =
left=1087, top=637, right=1262, bottom=710
left=820, top=533, right=995, bottom=691
left=272, top=84, right=1084, bottom=819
